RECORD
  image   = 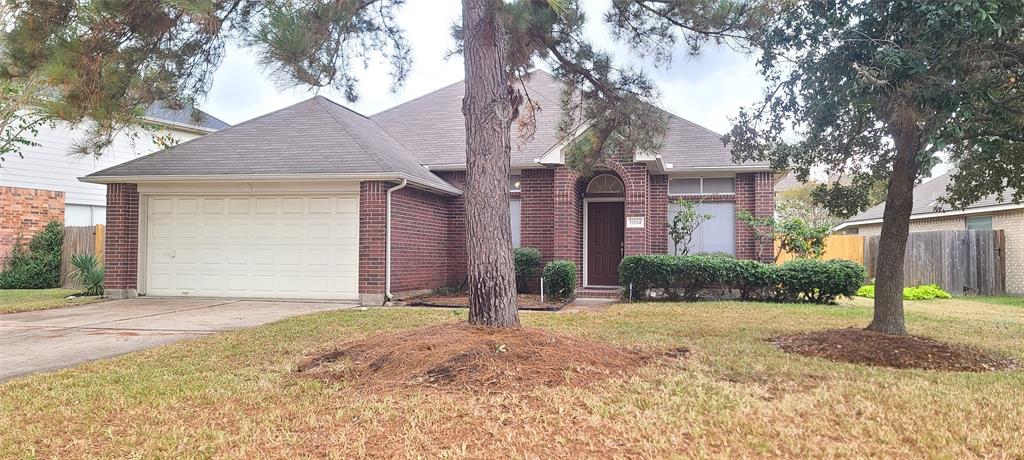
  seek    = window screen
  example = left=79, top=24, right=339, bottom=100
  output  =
left=702, top=177, right=735, bottom=194
left=966, top=216, right=992, bottom=231
left=668, top=178, right=701, bottom=195
left=510, top=199, right=522, bottom=247
left=667, top=202, right=736, bottom=255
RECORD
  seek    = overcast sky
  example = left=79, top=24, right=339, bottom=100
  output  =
left=202, top=0, right=765, bottom=136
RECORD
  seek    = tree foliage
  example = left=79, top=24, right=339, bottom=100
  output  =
left=728, top=0, right=1024, bottom=215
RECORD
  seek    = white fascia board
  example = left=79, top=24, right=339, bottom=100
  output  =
left=834, top=202, right=1024, bottom=231
left=79, top=172, right=463, bottom=196
left=142, top=116, right=218, bottom=135
left=666, top=165, right=772, bottom=175
left=535, top=122, right=591, bottom=165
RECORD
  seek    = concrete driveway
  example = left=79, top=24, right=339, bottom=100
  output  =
left=0, top=297, right=356, bottom=382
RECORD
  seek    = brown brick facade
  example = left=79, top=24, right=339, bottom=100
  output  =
left=104, top=183, right=139, bottom=298
left=0, top=186, right=65, bottom=259
left=101, top=166, right=775, bottom=302
left=734, top=171, right=776, bottom=263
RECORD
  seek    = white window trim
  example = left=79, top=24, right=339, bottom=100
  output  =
left=582, top=197, right=626, bottom=289
left=668, top=176, right=736, bottom=197
left=585, top=174, right=625, bottom=194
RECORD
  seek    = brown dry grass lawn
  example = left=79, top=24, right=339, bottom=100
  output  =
left=1, top=297, right=1022, bottom=458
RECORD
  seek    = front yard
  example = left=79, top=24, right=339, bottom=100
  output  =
left=0, top=288, right=101, bottom=314
left=1, top=297, right=1022, bottom=457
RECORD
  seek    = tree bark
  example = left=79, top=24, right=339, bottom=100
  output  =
left=867, top=118, right=922, bottom=336
left=461, top=0, right=519, bottom=327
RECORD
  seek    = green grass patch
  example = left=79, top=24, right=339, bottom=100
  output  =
left=0, top=288, right=101, bottom=314
left=1, top=298, right=1022, bottom=457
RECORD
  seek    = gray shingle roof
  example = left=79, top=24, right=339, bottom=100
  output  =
left=840, top=170, right=1020, bottom=226
left=88, top=96, right=460, bottom=194
left=372, top=69, right=767, bottom=170
left=145, top=102, right=230, bottom=131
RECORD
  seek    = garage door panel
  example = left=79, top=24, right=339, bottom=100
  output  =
left=146, top=195, right=359, bottom=300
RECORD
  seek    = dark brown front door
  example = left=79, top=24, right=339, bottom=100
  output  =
left=587, top=201, right=625, bottom=286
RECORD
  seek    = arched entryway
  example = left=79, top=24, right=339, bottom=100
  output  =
left=583, top=174, right=625, bottom=287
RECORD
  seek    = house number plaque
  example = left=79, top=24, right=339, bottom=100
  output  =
left=626, top=217, right=645, bottom=228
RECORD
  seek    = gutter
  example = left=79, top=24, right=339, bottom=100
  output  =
left=385, top=178, right=408, bottom=302
left=833, top=202, right=1024, bottom=231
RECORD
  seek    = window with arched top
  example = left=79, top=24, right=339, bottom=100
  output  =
left=586, top=174, right=625, bottom=194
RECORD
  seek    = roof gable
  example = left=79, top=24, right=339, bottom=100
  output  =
left=87, top=96, right=459, bottom=194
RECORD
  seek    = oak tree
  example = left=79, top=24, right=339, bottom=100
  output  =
left=725, top=0, right=1024, bottom=335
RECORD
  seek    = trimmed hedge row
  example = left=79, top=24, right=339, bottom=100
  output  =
left=619, top=254, right=866, bottom=304
left=856, top=284, right=952, bottom=300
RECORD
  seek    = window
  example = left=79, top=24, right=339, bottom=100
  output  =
left=65, top=204, right=106, bottom=226
left=668, top=177, right=735, bottom=195
left=586, top=174, right=625, bottom=194
left=510, top=175, right=522, bottom=192
left=967, top=215, right=992, bottom=231
left=667, top=201, right=735, bottom=255
left=510, top=199, right=522, bottom=248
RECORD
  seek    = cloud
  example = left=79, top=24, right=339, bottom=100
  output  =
left=202, top=0, right=767, bottom=136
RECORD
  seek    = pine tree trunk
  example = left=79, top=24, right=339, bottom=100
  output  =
left=867, top=122, right=921, bottom=336
left=461, top=0, right=519, bottom=328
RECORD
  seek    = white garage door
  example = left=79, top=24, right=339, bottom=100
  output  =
left=145, top=194, right=359, bottom=299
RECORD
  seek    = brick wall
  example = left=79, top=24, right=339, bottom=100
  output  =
left=993, top=209, right=1024, bottom=295
left=438, top=171, right=468, bottom=286
left=358, top=181, right=387, bottom=302
left=735, top=172, right=775, bottom=263
left=552, top=167, right=584, bottom=285
left=618, top=163, right=649, bottom=256
left=647, top=175, right=668, bottom=254
left=0, top=186, right=64, bottom=259
left=358, top=177, right=467, bottom=304
left=520, top=168, right=554, bottom=263
left=104, top=183, right=139, bottom=298
left=390, top=186, right=455, bottom=293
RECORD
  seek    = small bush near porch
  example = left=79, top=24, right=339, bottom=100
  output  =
left=1, top=297, right=1021, bottom=457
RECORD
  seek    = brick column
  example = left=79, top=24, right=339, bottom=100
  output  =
left=436, top=171, right=467, bottom=288
left=735, top=172, right=775, bottom=263
left=104, top=183, right=139, bottom=299
left=520, top=168, right=554, bottom=262
left=552, top=167, right=583, bottom=285
left=358, top=181, right=387, bottom=305
left=647, top=175, right=669, bottom=254
left=618, top=163, right=649, bottom=256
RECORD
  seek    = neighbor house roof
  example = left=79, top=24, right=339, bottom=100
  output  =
left=84, top=96, right=461, bottom=195
left=836, top=171, right=1024, bottom=230
left=371, top=69, right=768, bottom=171
left=145, top=102, right=230, bottom=132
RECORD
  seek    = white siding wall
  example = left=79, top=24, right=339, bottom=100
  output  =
left=0, top=121, right=203, bottom=208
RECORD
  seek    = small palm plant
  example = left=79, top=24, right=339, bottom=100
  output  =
left=69, top=254, right=104, bottom=296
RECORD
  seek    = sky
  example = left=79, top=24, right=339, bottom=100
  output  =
left=201, top=0, right=766, bottom=136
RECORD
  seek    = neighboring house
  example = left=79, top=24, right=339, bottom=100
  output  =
left=82, top=71, right=775, bottom=303
left=836, top=171, right=1024, bottom=294
left=0, top=104, right=228, bottom=258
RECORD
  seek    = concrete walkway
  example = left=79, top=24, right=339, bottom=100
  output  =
left=0, top=297, right=355, bottom=382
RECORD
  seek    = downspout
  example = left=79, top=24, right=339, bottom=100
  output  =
left=385, top=179, right=408, bottom=302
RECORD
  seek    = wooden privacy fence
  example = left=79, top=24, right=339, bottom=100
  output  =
left=776, top=235, right=865, bottom=265
left=863, top=229, right=1005, bottom=296
left=61, top=224, right=104, bottom=289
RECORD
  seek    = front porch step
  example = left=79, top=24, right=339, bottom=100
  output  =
left=576, top=287, right=621, bottom=299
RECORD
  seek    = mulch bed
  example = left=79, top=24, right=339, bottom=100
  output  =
left=295, top=322, right=687, bottom=392
left=771, top=328, right=1018, bottom=372
left=402, top=293, right=567, bottom=311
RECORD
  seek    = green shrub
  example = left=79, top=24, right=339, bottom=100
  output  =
left=543, top=260, right=576, bottom=300
left=513, top=247, right=542, bottom=293
left=856, top=284, right=875, bottom=297
left=618, top=254, right=865, bottom=304
left=0, top=221, right=63, bottom=289
left=619, top=255, right=680, bottom=294
left=70, top=253, right=104, bottom=296
left=777, top=259, right=866, bottom=303
left=857, top=283, right=951, bottom=300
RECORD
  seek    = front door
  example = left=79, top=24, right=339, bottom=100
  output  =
left=587, top=201, right=625, bottom=286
